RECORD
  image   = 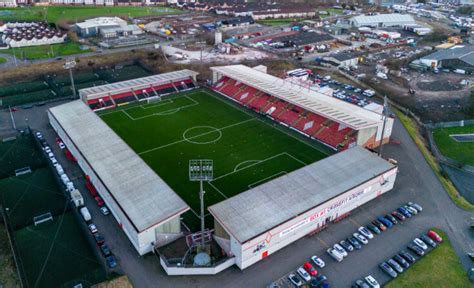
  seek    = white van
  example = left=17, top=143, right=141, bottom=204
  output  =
left=363, top=89, right=376, bottom=97
left=80, top=207, right=91, bottom=222
left=55, top=164, right=64, bottom=176
left=60, top=174, right=70, bottom=185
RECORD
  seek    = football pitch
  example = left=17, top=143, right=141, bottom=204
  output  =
left=100, top=90, right=331, bottom=229
left=433, top=124, right=474, bottom=166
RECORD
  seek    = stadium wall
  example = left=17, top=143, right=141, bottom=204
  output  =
left=218, top=166, right=398, bottom=269
left=48, top=110, right=182, bottom=255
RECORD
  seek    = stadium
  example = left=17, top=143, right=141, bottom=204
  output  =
left=47, top=64, right=398, bottom=271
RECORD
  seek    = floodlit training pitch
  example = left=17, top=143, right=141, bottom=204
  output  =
left=99, top=90, right=331, bottom=230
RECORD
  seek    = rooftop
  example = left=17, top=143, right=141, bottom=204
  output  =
left=49, top=100, right=189, bottom=232
left=421, top=45, right=474, bottom=66
left=211, top=65, right=383, bottom=129
left=75, top=17, right=127, bottom=30
left=208, top=146, right=396, bottom=243
left=350, top=13, right=415, bottom=25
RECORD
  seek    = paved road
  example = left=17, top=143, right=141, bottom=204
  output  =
left=4, top=98, right=473, bottom=288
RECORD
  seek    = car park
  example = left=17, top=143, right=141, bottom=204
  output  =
left=353, top=233, right=368, bottom=245
left=427, top=230, right=443, bottom=243
left=420, top=234, right=437, bottom=247
left=348, top=237, right=362, bottom=250
left=354, top=279, right=370, bottom=288
left=106, top=255, right=117, bottom=269
left=379, top=262, right=398, bottom=278
left=311, top=255, right=325, bottom=268
left=297, top=267, right=311, bottom=282
left=413, top=238, right=428, bottom=250
left=391, top=211, right=406, bottom=221
left=393, top=254, right=410, bottom=269
left=100, top=206, right=110, bottom=216
left=407, top=243, right=425, bottom=256
left=364, top=275, right=380, bottom=288
left=303, top=262, right=318, bottom=277
left=358, top=226, right=374, bottom=239
left=94, top=233, right=105, bottom=246
left=385, top=214, right=398, bottom=225
left=377, top=216, right=393, bottom=228
left=88, top=223, right=98, bottom=234
left=387, top=258, right=404, bottom=273
left=371, top=220, right=386, bottom=231
left=340, top=239, right=354, bottom=252
left=399, top=250, right=416, bottom=263
left=333, top=243, right=348, bottom=257
left=407, top=202, right=422, bottom=212
left=398, top=207, right=412, bottom=218
left=100, top=244, right=111, bottom=256
left=327, top=248, right=344, bottom=262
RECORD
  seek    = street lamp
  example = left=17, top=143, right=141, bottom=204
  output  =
left=63, top=58, right=77, bottom=98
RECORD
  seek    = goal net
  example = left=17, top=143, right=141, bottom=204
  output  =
left=146, top=95, right=162, bottom=104
left=15, top=167, right=32, bottom=176
left=33, top=212, right=53, bottom=226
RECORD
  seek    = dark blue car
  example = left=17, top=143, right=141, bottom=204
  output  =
left=398, top=207, right=412, bottom=218
left=106, top=255, right=117, bottom=268
left=377, top=216, right=393, bottom=228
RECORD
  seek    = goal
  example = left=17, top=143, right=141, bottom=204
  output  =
left=33, top=212, right=53, bottom=226
left=15, top=167, right=32, bottom=176
left=146, top=95, right=162, bottom=104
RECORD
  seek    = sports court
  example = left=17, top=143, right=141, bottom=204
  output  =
left=99, top=90, right=330, bottom=229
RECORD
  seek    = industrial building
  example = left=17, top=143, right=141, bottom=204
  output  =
left=419, top=45, right=474, bottom=72
left=323, top=52, right=362, bottom=68
left=209, top=146, right=398, bottom=269
left=75, top=17, right=128, bottom=38
left=349, top=13, right=415, bottom=28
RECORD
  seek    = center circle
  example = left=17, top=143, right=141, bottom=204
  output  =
left=183, top=126, right=222, bottom=144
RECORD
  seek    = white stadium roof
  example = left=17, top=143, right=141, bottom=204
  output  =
left=350, top=13, right=415, bottom=26
left=208, top=147, right=396, bottom=243
left=49, top=100, right=189, bottom=232
left=211, top=65, right=382, bottom=130
left=79, top=70, right=198, bottom=100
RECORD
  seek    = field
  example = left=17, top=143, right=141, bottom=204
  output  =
left=100, top=89, right=329, bottom=229
left=257, top=18, right=305, bottom=26
left=3, top=42, right=89, bottom=60
left=386, top=229, right=470, bottom=288
left=0, top=135, right=45, bottom=179
left=0, top=6, right=183, bottom=24
left=433, top=124, right=474, bottom=166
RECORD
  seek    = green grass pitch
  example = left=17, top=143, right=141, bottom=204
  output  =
left=100, top=89, right=330, bottom=230
left=433, top=125, right=474, bottom=166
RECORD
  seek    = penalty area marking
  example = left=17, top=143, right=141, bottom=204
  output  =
left=122, top=95, right=199, bottom=120
left=182, top=126, right=222, bottom=145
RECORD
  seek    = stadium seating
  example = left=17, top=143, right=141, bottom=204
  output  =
left=277, top=107, right=302, bottom=125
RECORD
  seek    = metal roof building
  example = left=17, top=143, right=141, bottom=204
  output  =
left=209, top=146, right=398, bottom=269
left=48, top=100, right=189, bottom=255
left=420, top=45, right=474, bottom=72
left=350, top=13, right=415, bottom=27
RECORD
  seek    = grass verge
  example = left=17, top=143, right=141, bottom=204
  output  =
left=395, top=109, right=474, bottom=211
left=3, top=42, right=89, bottom=60
left=257, top=18, right=304, bottom=26
left=0, top=57, right=7, bottom=64
left=432, top=125, right=474, bottom=166
left=385, top=229, right=469, bottom=288
left=0, top=222, right=20, bottom=287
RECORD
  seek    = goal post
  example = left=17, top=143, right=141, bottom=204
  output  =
left=146, top=95, right=162, bottom=104
left=33, top=212, right=53, bottom=226
left=15, top=167, right=32, bottom=176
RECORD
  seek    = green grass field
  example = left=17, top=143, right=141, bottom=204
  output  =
left=0, top=6, right=183, bottom=24
left=257, top=18, right=304, bottom=26
left=14, top=212, right=106, bottom=288
left=386, top=229, right=470, bottom=288
left=3, top=42, right=89, bottom=60
left=0, top=135, right=45, bottom=179
left=100, top=90, right=329, bottom=229
left=0, top=57, right=7, bottom=64
left=433, top=125, right=474, bottom=166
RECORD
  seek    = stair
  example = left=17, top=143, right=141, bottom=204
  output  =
left=312, top=125, right=326, bottom=137
left=292, top=114, right=305, bottom=126
left=247, top=94, right=261, bottom=105
left=260, top=97, right=277, bottom=112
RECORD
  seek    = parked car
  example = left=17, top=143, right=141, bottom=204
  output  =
left=348, top=237, right=362, bottom=250
left=407, top=202, right=423, bottom=212
left=44, top=146, right=52, bottom=154
left=310, top=275, right=328, bottom=288
left=364, top=275, right=380, bottom=288
left=94, top=233, right=105, bottom=246
left=367, top=224, right=381, bottom=235
left=355, top=279, right=370, bottom=288
left=358, top=226, right=374, bottom=239
left=372, top=219, right=387, bottom=231
left=353, top=232, right=368, bottom=245
left=88, top=223, right=98, bottom=234
left=340, top=239, right=354, bottom=252
left=59, top=142, right=66, bottom=149
left=385, top=214, right=398, bottom=225
left=391, top=211, right=406, bottom=221
left=288, top=273, right=302, bottom=287
left=387, top=258, right=404, bottom=273
left=404, top=205, right=418, bottom=215
left=379, top=262, right=398, bottom=278
left=311, top=255, right=325, bottom=268
left=398, top=207, right=412, bottom=218
left=327, top=248, right=344, bottom=262
left=106, top=255, right=117, bottom=268
left=427, top=230, right=443, bottom=243
left=393, top=254, right=410, bottom=269
left=100, top=244, right=111, bottom=256
left=100, top=206, right=110, bottom=216
left=297, top=267, right=311, bottom=282
left=334, top=243, right=348, bottom=257
left=420, top=234, right=437, bottom=248
left=35, top=131, right=43, bottom=139
left=399, top=250, right=416, bottom=263
left=407, top=243, right=425, bottom=256
left=377, top=216, right=393, bottom=228
left=94, top=196, right=105, bottom=207
left=413, top=238, right=428, bottom=250
left=303, top=261, right=318, bottom=277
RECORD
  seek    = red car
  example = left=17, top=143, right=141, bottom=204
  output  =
left=94, top=196, right=105, bottom=207
left=303, top=261, right=317, bottom=277
left=427, top=230, right=443, bottom=243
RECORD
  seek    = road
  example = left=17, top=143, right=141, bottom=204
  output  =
left=4, top=95, right=473, bottom=288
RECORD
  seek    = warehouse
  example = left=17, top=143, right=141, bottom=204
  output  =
left=209, top=146, right=398, bottom=269
left=349, top=13, right=415, bottom=28
left=419, top=45, right=474, bottom=72
left=48, top=100, right=190, bottom=255
left=323, top=52, right=362, bottom=68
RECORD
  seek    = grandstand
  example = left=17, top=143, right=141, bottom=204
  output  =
left=79, top=70, right=199, bottom=110
left=211, top=65, right=393, bottom=150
